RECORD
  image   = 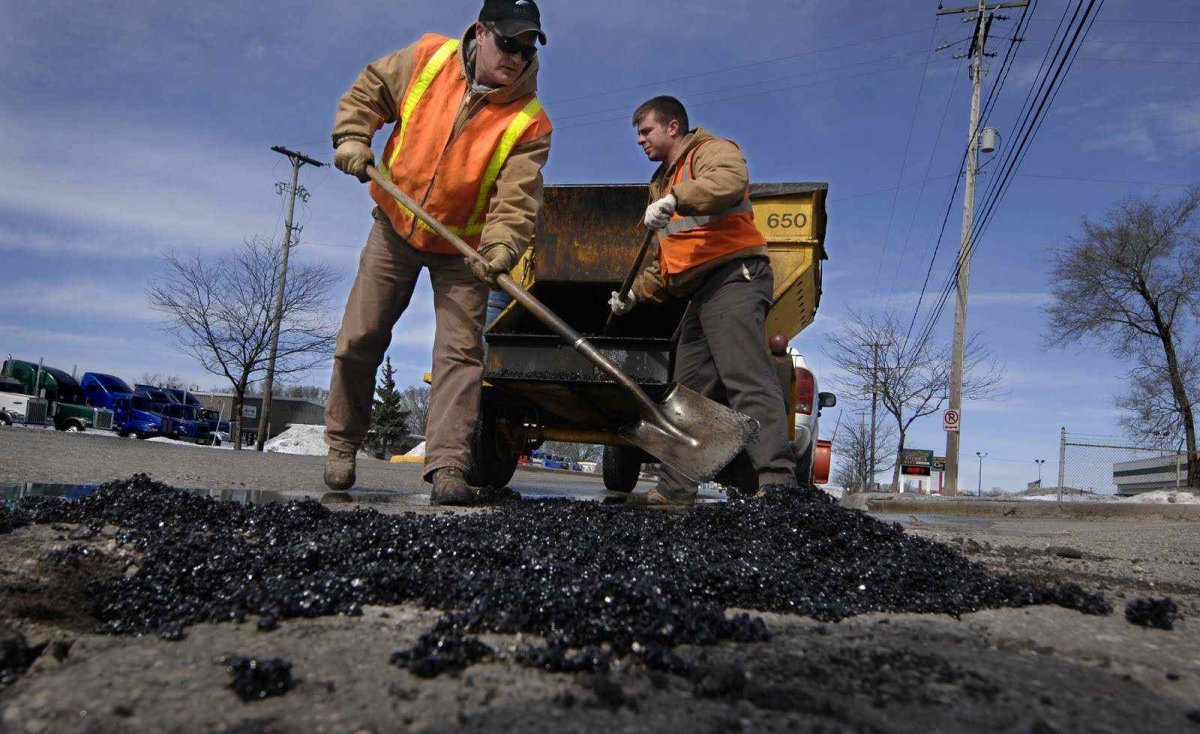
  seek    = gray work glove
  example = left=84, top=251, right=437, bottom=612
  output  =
left=334, top=139, right=374, bottom=183
left=608, top=290, right=636, bottom=316
left=468, top=244, right=517, bottom=287
left=643, top=193, right=677, bottom=230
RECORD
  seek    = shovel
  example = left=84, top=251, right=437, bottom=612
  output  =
left=602, top=227, right=656, bottom=335
left=365, top=166, right=758, bottom=481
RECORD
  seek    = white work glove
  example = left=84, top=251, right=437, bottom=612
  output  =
left=608, top=290, right=636, bottom=316
left=334, top=139, right=374, bottom=183
left=642, top=193, right=677, bottom=230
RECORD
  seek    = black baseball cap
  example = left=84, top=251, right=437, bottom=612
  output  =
left=479, top=0, right=547, bottom=45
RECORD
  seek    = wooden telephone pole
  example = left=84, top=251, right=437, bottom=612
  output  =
left=937, top=0, right=1027, bottom=495
left=255, top=145, right=324, bottom=451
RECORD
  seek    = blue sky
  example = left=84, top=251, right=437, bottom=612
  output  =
left=2, top=0, right=1197, bottom=490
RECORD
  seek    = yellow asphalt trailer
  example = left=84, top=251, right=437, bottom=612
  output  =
left=468, top=182, right=829, bottom=491
left=367, top=168, right=762, bottom=486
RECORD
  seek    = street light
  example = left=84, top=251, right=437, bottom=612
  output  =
left=975, top=451, right=988, bottom=496
left=1034, top=459, right=1046, bottom=487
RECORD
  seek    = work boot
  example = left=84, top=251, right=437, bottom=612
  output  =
left=751, top=481, right=796, bottom=500
left=323, top=447, right=357, bottom=492
left=430, top=468, right=480, bottom=507
left=631, top=487, right=695, bottom=507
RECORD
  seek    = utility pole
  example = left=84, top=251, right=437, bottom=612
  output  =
left=975, top=451, right=987, bottom=496
left=255, top=145, right=324, bottom=451
left=867, top=341, right=888, bottom=491
left=937, top=0, right=1027, bottom=495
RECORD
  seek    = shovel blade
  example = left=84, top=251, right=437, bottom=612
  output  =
left=618, top=383, right=760, bottom=482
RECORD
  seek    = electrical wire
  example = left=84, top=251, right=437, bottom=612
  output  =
left=909, top=0, right=1104, bottom=358
left=869, top=21, right=941, bottom=310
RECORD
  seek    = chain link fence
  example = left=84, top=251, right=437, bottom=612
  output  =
left=1056, top=428, right=1184, bottom=498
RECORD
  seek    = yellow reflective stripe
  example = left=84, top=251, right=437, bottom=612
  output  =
left=465, top=98, right=543, bottom=232
left=386, top=39, right=459, bottom=171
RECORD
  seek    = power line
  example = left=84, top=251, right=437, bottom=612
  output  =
left=889, top=64, right=963, bottom=290
left=911, top=0, right=1104, bottom=359
left=555, top=60, right=933, bottom=132
left=551, top=48, right=932, bottom=124
left=870, top=22, right=941, bottom=309
left=544, top=26, right=937, bottom=105
left=900, top=0, right=1038, bottom=351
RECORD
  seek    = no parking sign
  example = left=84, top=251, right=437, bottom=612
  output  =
left=943, top=409, right=960, bottom=432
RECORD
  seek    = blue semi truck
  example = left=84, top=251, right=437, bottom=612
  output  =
left=164, top=387, right=224, bottom=445
left=80, top=373, right=175, bottom=439
left=134, top=384, right=221, bottom=445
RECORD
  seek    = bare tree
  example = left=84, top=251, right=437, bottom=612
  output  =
left=1045, top=189, right=1200, bottom=488
left=148, top=236, right=339, bottom=449
left=399, top=385, right=432, bottom=435
left=135, top=372, right=186, bottom=389
left=831, top=407, right=897, bottom=493
left=826, top=310, right=1006, bottom=490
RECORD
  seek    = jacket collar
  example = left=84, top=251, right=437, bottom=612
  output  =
left=656, top=127, right=714, bottom=181
left=458, top=24, right=540, bottom=104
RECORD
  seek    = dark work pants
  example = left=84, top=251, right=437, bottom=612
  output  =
left=657, top=257, right=796, bottom=498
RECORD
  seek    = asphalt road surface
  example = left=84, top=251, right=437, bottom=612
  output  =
left=2, top=426, right=1198, bottom=733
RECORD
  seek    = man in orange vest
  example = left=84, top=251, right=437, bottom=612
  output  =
left=610, top=96, right=796, bottom=503
left=324, top=0, right=551, bottom=506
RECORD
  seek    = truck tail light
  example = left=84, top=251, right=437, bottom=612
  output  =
left=794, top=367, right=815, bottom=415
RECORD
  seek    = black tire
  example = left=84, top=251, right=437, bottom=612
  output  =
left=211, top=437, right=222, bottom=447
left=794, top=443, right=815, bottom=487
left=0, top=413, right=12, bottom=426
left=714, top=451, right=757, bottom=497
left=117, top=429, right=131, bottom=438
left=602, top=445, right=642, bottom=493
left=135, top=431, right=149, bottom=440
left=63, top=420, right=86, bottom=433
left=466, top=402, right=519, bottom=489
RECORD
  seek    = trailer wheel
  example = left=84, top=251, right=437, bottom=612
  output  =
left=62, top=420, right=86, bottom=433
left=602, top=445, right=642, bottom=493
left=0, top=413, right=11, bottom=426
left=467, top=403, right=518, bottom=489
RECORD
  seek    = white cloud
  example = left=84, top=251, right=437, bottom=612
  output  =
left=2, top=279, right=156, bottom=323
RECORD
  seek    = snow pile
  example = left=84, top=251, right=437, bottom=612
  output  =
left=262, top=424, right=328, bottom=456
left=404, top=441, right=426, bottom=457
left=1020, top=493, right=1119, bottom=503
left=145, top=436, right=230, bottom=450
left=1121, top=490, right=1200, bottom=505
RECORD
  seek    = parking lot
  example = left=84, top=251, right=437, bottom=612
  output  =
left=2, top=427, right=1199, bottom=733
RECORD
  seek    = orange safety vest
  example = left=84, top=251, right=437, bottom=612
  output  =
left=657, top=139, right=766, bottom=276
left=370, top=34, right=552, bottom=254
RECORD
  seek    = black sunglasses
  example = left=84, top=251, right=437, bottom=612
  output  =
left=493, top=32, right=537, bottom=61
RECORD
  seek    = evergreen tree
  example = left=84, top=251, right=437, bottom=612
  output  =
left=370, top=357, right=407, bottom=459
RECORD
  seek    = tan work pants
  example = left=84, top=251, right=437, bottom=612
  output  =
left=325, top=209, right=488, bottom=480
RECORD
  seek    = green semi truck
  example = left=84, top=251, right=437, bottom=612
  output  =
left=1, top=359, right=115, bottom=432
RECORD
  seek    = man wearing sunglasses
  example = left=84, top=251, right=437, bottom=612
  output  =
left=325, top=0, right=550, bottom=506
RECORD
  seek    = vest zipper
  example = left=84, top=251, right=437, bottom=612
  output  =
left=412, top=91, right=479, bottom=237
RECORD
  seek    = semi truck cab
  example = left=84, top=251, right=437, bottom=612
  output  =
left=81, top=373, right=174, bottom=439
left=2, top=359, right=116, bottom=431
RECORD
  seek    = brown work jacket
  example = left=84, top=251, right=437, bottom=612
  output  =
left=631, top=128, right=769, bottom=303
left=332, top=25, right=551, bottom=258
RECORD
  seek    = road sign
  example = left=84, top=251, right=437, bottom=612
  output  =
left=899, top=448, right=934, bottom=468
left=943, top=409, right=960, bottom=432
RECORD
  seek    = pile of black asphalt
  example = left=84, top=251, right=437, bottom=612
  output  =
left=4, top=474, right=1112, bottom=675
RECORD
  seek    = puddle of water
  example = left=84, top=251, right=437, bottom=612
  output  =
left=1, top=481, right=726, bottom=511
left=0, top=482, right=324, bottom=510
